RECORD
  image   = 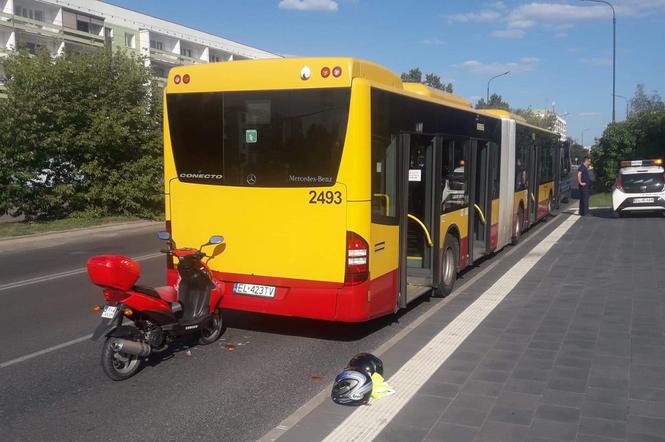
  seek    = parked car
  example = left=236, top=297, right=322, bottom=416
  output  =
left=612, top=159, right=665, bottom=217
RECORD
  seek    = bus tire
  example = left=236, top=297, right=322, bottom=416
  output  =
left=434, top=234, right=458, bottom=297
left=512, top=207, right=524, bottom=245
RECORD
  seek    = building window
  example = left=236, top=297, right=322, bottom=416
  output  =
left=180, top=47, right=192, bottom=58
left=150, top=40, right=163, bottom=51
left=125, top=33, right=135, bottom=48
left=34, top=10, right=44, bottom=22
left=77, top=19, right=90, bottom=33
left=210, top=55, right=221, bottom=63
left=63, top=10, right=103, bottom=34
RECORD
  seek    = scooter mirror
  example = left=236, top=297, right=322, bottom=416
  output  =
left=158, top=231, right=171, bottom=241
left=209, top=235, right=224, bottom=245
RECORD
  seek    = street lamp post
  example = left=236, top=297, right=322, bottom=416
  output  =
left=486, top=71, right=510, bottom=103
left=581, top=128, right=591, bottom=147
left=580, top=0, right=616, bottom=123
left=615, top=94, right=629, bottom=119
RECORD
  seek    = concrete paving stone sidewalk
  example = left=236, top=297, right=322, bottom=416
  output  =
left=273, top=209, right=665, bottom=442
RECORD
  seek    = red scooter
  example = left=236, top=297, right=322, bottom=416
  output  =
left=87, top=232, right=225, bottom=380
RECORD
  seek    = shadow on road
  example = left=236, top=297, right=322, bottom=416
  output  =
left=592, top=207, right=665, bottom=219
left=219, top=294, right=434, bottom=342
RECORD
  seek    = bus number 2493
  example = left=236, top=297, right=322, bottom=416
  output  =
left=308, top=190, right=342, bottom=205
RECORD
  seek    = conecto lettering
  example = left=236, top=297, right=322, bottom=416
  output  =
left=180, top=173, right=223, bottom=180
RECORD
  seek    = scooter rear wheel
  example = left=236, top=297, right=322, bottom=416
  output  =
left=101, top=337, right=142, bottom=381
left=198, top=311, right=224, bottom=345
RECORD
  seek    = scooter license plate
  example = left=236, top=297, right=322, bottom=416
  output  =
left=101, top=305, right=118, bottom=319
left=233, top=283, right=276, bottom=298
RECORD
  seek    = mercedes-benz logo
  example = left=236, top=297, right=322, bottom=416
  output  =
left=247, top=174, right=257, bottom=185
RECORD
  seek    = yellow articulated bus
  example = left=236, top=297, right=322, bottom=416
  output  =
left=163, top=57, right=565, bottom=322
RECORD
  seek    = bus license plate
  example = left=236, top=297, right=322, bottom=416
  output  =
left=234, top=283, right=276, bottom=298
left=101, top=305, right=118, bottom=319
left=634, top=198, right=654, bottom=203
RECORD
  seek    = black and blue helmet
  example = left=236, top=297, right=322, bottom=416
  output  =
left=331, top=369, right=373, bottom=406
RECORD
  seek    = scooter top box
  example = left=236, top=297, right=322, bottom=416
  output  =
left=87, top=255, right=140, bottom=291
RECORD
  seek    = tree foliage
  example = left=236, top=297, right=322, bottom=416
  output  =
left=630, top=83, right=665, bottom=116
left=475, top=93, right=510, bottom=110
left=591, top=84, right=665, bottom=188
left=474, top=94, right=557, bottom=131
left=513, top=108, right=557, bottom=131
left=401, top=68, right=453, bottom=92
left=0, top=49, right=163, bottom=220
left=567, top=139, right=587, bottom=165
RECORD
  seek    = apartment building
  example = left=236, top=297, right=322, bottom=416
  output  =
left=0, top=0, right=278, bottom=91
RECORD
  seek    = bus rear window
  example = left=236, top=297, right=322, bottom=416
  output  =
left=167, top=88, right=351, bottom=187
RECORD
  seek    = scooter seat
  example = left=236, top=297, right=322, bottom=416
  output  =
left=132, top=285, right=178, bottom=303
left=132, top=285, right=160, bottom=299
left=155, top=286, right=178, bottom=303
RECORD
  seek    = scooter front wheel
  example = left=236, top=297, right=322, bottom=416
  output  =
left=198, top=311, right=224, bottom=345
left=101, top=337, right=142, bottom=381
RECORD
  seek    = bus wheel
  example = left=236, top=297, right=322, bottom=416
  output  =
left=512, top=208, right=524, bottom=245
left=434, top=234, right=458, bottom=297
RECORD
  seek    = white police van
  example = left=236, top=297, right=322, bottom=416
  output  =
left=612, top=159, right=665, bottom=217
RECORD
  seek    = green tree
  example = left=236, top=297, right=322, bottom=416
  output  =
left=401, top=67, right=454, bottom=92
left=591, top=84, right=665, bottom=189
left=475, top=93, right=510, bottom=110
left=512, top=108, right=557, bottom=131
left=568, top=139, right=587, bottom=165
left=630, top=83, right=665, bottom=116
left=0, top=48, right=163, bottom=220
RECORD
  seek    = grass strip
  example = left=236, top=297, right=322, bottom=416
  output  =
left=0, top=216, right=143, bottom=238
left=589, top=192, right=612, bottom=207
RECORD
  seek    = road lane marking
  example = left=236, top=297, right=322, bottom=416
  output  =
left=322, top=214, right=579, bottom=442
left=258, top=210, right=573, bottom=442
left=0, top=334, right=93, bottom=369
left=0, top=252, right=162, bottom=294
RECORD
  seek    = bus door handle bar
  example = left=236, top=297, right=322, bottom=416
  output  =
left=407, top=214, right=433, bottom=247
left=473, top=204, right=487, bottom=225
left=373, top=193, right=390, bottom=216
left=530, top=193, right=536, bottom=203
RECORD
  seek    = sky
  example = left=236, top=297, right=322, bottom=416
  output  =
left=109, top=0, right=665, bottom=145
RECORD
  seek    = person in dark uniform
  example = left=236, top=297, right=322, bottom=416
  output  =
left=577, top=157, right=591, bottom=216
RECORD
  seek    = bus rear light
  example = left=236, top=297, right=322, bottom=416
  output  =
left=345, top=231, right=369, bottom=286
left=182, top=74, right=190, bottom=84
left=332, top=66, right=342, bottom=77
left=173, top=74, right=181, bottom=84
left=321, top=66, right=331, bottom=78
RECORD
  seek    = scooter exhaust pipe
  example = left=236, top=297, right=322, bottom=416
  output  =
left=111, top=338, right=151, bottom=357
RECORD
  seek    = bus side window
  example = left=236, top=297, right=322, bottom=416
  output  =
left=371, top=134, right=398, bottom=221
left=441, top=140, right=467, bottom=213
left=371, top=89, right=401, bottom=224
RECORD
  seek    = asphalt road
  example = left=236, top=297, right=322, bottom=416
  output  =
left=0, top=219, right=558, bottom=441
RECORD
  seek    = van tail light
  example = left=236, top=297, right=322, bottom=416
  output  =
left=165, top=220, right=174, bottom=270
left=344, top=231, right=369, bottom=286
left=616, top=175, right=623, bottom=192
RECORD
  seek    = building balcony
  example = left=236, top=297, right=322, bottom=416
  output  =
left=0, top=11, right=104, bottom=48
left=149, top=47, right=202, bottom=66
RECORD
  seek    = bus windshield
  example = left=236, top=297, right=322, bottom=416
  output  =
left=167, top=88, right=351, bottom=187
